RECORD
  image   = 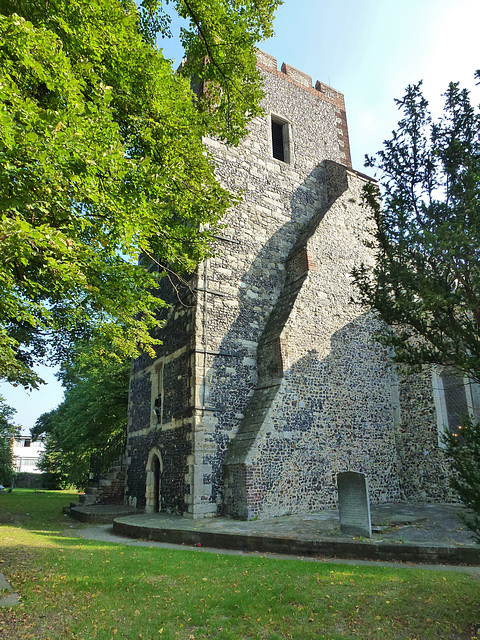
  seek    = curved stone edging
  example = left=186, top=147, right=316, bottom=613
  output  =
left=112, top=518, right=480, bottom=566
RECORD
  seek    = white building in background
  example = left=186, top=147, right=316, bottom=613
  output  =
left=12, top=436, right=45, bottom=474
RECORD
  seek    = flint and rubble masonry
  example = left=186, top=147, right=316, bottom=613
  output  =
left=125, top=51, right=455, bottom=519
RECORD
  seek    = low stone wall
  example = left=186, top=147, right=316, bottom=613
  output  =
left=14, top=473, right=48, bottom=489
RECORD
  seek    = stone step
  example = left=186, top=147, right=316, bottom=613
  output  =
left=105, top=470, right=126, bottom=480
left=86, top=459, right=127, bottom=505
left=101, top=472, right=117, bottom=481
left=78, top=493, right=98, bottom=506
left=105, top=469, right=120, bottom=477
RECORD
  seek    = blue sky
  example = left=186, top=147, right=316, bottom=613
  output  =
left=161, top=0, right=480, bottom=171
left=2, top=0, right=479, bottom=433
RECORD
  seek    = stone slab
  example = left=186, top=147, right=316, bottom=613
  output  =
left=337, top=471, right=372, bottom=538
left=69, top=504, right=138, bottom=524
left=0, top=573, right=11, bottom=591
left=0, top=573, right=20, bottom=607
left=0, top=592, right=21, bottom=607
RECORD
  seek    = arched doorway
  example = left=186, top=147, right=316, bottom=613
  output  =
left=145, top=448, right=163, bottom=514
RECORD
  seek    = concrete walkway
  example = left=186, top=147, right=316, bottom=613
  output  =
left=76, top=503, right=480, bottom=567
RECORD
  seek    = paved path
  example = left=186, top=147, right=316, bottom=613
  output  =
left=77, top=523, right=480, bottom=575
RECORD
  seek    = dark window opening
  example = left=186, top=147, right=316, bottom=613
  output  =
left=24, top=439, right=31, bottom=448
left=271, top=120, right=285, bottom=162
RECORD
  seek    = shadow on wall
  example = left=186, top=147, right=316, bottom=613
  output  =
left=199, top=161, right=330, bottom=508
left=198, top=160, right=409, bottom=519
left=242, top=314, right=400, bottom=520
left=126, top=156, right=455, bottom=518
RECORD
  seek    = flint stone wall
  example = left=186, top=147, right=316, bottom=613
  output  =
left=222, top=170, right=400, bottom=519
left=125, top=270, right=196, bottom=512
left=190, top=58, right=357, bottom=518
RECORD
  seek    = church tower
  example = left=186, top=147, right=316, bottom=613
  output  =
left=125, top=52, right=407, bottom=518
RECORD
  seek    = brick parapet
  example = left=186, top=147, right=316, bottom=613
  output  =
left=256, top=50, right=351, bottom=168
left=256, top=50, right=344, bottom=108
left=255, top=60, right=346, bottom=111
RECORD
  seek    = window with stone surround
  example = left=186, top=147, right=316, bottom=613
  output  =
left=270, top=115, right=293, bottom=164
left=433, top=368, right=480, bottom=444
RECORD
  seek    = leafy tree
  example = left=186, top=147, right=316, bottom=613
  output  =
left=353, top=75, right=480, bottom=380
left=32, top=343, right=130, bottom=488
left=353, top=75, right=480, bottom=540
left=0, top=0, right=280, bottom=388
left=0, top=397, right=20, bottom=486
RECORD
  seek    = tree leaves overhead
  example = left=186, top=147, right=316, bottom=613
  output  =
left=353, top=75, right=480, bottom=381
left=0, top=0, right=280, bottom=387
left=175, top=0, right=281, bottom=144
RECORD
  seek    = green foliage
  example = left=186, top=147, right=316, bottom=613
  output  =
left=442, top=419, right=480, bottom=542
left=0, top=396, right=20, bottom=485
left=176, top=0, right=281, bottom=144
left=0, top=0, right=280, bottom=388
left=34, top=426, right=80, bottom=489
left=353, top=75, right=480, bottom=381
left=32, top=343, right=130, bottom=488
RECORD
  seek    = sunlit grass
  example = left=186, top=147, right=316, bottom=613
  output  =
left=1, top=490, right=479, bottom=639
left=0, top=488, right=77, bottom=531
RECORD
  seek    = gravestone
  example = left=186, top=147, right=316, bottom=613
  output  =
left=337, top=471, right=372, bottom=538
left=0, top=573, right=20, bottom=607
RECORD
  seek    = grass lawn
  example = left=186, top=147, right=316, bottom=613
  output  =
left=0, top=490, right=479, bottom=639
